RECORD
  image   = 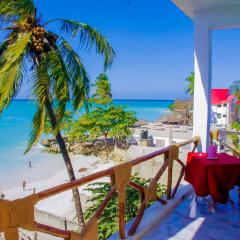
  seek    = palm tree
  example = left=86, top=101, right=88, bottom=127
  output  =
left=0, top=0, right=115, bottom=229
left=92, top=73, right=112, bottom=105
left=185, top=72, right=194, bottom=96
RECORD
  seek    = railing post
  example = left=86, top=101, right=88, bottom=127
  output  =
left=113, top=162, right=132, bottom=239
left=0, top=194, right=38, bottom=240
left=210, top=130, right=219, bottom=145
left=164, top=152, right=171, bottom=199
left=192, top=136, right=201, bottom=152
left=166, top=145, right=179, bottom=199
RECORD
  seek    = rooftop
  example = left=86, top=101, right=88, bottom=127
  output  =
left=133, top=124, right=193, bottom=140
left=211, top=89, right=236, bottom=105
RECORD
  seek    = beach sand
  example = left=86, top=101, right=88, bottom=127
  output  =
left=0, top=152, right=115, bottom=222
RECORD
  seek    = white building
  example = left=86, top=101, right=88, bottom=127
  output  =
left=133, top=124, right=193, bottom=150
left=211, top=89, right=237, bottom=127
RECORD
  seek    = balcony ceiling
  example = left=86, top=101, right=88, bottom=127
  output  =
left=171, top=0, right=240, bottom=19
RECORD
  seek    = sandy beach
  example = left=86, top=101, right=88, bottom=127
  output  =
left=0, top=150, right=115, bottom=222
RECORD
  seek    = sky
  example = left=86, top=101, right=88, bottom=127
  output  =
left=16, top=0, right=240, bottom=100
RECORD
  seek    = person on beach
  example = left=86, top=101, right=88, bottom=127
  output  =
left=22, top=181, right=26, bottom=191
left=29, top=161, right=32, bottom=168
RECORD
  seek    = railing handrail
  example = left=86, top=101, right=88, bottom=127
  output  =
left=219, top=141, right=240, bottom=157
left=37, top=136, right=200, bottom=201
left=218, top=130, right=240, bottom=136
left=0, top=136, right=200, bottom=240
left=211, top=129, right=240, bottom=157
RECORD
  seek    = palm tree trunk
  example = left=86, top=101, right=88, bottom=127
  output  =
left=45, top=98, right=85, bottom=230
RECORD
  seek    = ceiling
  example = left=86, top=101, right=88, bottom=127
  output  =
left=171, top=0, right=240, bottom=19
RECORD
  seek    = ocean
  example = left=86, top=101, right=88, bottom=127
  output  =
left=0, top=100, right=173, bottom=172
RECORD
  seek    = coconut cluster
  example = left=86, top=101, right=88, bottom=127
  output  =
left=32, top=27, right=45, bottom=52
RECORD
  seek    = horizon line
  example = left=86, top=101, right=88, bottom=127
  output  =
left=13, top=98, right=175, bottom=101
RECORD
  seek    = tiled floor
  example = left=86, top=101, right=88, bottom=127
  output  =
left=142, top=188, right=240, bottom=240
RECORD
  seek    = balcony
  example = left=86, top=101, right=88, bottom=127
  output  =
left=0, top=132, right=239, bottom=240
left=1, top=1, right=240, bottom=239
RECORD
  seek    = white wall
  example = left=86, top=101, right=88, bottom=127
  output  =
left=211, top=101, right=237, bottom=126
left=193, top=20, right=212, bottom=152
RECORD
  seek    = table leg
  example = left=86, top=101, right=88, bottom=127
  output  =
left=228, top=197, right=236, bottom=210
left=194, top=195, right=215, bottom=212
left=238, top=188, right=240, bottom=205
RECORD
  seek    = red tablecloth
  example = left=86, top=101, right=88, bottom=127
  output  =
left=185, top=152, right=240, bottom=203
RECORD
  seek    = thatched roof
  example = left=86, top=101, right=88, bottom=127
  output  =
left=159, top=112, right=184, bottom=123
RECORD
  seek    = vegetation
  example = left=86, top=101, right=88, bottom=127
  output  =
left=230, top=122, right=240, bottom=150
left=0, top=0, right=115, bottom=228
left=84, top=174, right=166, bottom=240
left=92, top=74, right=112, bottom=105
left=185, top=72, right=194, bottom=96
left=184, top=73, right=240, bottom=101
left=168, top=102, right=175, bottom=111
left=229, top=80, right=240, bottom=100
left=170, top=72, right=194, bottom=113
left=51, top=74, right=137, bottom=143
left=44, top=110, right=74, bottom=136
left=232, top=122, right=240, bottom=131
left=229, top=135, right=239, bottom=150
left=68, top=105, right=137, bottom=142
left=44, top=74, right=137, bottom=144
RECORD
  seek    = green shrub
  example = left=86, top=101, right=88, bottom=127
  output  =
left=229, top=122, right=240, bottom=150
left=84, top=174, right=166, bottom=239
left=231, top=122, right=240, bottom=131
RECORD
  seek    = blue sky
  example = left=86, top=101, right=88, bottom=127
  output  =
left=18, top=0, right=240, bottom=99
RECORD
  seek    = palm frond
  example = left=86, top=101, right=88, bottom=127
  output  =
left=45, top=19, right=115, bottom=69
left=57, top=37, right=91, bottom=110
left=0, top=0, right=35, bottom=21
left=25, top=57, right=51, bottom=153
left=0, top=31, right=19, bottom=56
left=47, top=49, right=70, bottom=126
left=185, top=72, right=194, bottom=96
left=25, top=105, right=45, bottom=153
left=31, top=55, right=51, bottom=106
left=0, top=32, right=30, bottom=112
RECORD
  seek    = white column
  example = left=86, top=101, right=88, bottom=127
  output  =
left=193, top=22, right=212, bottom=151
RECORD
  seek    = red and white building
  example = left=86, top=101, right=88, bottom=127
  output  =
left=211, top=89, right=237, bottom=126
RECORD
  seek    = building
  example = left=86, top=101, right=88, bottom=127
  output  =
left=133, top=124, right=193, bottom=150
left=211, top=89, right=237, bottom=126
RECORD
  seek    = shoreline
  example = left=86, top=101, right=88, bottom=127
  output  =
left=1, top=150, right=115, bottom=220
left=0, top=148, right=109, bottom=192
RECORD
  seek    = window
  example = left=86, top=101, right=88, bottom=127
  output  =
left=223, top=114, right=227, bottom=118
left=223, top=104, right=227, bottom=107
left=217, top=114, right=221, bottom=119
left=217, top=105, right=221, bottom=108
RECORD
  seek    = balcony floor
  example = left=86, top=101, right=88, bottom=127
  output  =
left=142, top=187, right=240, bottom=240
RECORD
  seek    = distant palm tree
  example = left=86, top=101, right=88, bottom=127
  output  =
left=0, top=0, right=115, bottom=229
left=229, top=80, right=240, bottom=100
left=185, top=72, right=194, bottom=96
left=92, top=74, right=112, bottom=105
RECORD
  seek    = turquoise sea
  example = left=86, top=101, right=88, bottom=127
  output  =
left=0, top=100, right=173, bottom=172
